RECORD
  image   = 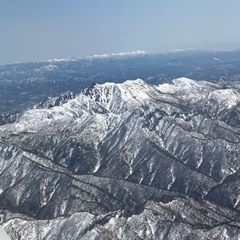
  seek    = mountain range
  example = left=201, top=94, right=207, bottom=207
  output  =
left=0, top=77, right=240, bottom=239
left=1, top=50, right=240, bottom=115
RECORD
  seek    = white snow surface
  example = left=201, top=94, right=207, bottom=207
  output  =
left=157, top=77, right=221, bottom=104
left=207, top=89, right=240, bottom=109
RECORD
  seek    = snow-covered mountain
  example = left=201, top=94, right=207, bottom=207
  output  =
left=2, top=50, right=240, bottom=114
left=0, top=78, right=240, bottom=239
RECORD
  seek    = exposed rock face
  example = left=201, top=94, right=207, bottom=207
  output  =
left=0, top=78, right=240, bottom=239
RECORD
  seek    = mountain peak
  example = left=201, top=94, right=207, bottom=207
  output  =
left=84, top=78, right=153, bottom=113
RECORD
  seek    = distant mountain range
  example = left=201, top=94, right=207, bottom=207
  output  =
left=1, top=50, right=240, bottom=114
left=0, top=78, right=240, bottom=239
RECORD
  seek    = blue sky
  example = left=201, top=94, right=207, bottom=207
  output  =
left=0, top=0, right=240, bottom=64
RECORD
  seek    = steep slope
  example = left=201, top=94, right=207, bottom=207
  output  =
left=0, top=78, right=240, bottom=239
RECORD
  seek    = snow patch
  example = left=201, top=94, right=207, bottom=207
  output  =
left=208, top=89, right=240, bottom=110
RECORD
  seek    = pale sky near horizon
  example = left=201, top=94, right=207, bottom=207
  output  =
left=1, top=0, right=240, bottom=64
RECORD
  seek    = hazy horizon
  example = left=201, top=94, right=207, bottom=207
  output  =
left=1, top=0, right=240, bottom=65
left=2, top=48, right=240, bottom=66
